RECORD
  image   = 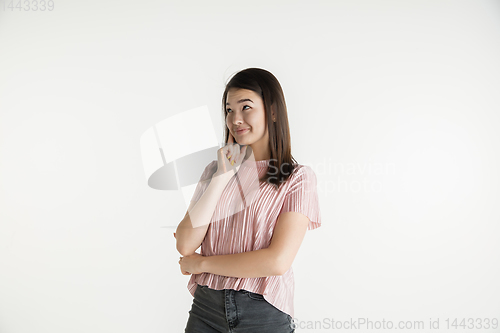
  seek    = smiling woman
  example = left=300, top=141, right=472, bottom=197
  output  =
left=176, top=68, right=322, bottom=333
left=225, top=88, right=270, bottom=162
left=221, top=68, right=297, bottom=189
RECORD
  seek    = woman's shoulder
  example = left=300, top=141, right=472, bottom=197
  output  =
left=285, top=163, right=318, bottom=185
left=289, top=163, right=314, bottom=176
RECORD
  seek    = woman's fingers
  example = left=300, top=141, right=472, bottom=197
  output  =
left=238, top=145, right=247, bottom=163
left=230, top=148, right=239, bottom=165
left=217, top=148, right=228, bottom=174
left=227, top=144, right=234, bottom=162
left=179, top=258, right=191, bottom=275
left=216, top=130, right=246, bottom=175
left=226, top=131, right=240, bottom=165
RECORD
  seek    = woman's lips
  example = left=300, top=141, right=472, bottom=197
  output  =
left=236, top=128, right=249, bottom=135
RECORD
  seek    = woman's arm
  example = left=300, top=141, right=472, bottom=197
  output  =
left=176, top=170, right=234, bottom=256
left=180, top=211, right=310, bottom=278
left=201, top=248, right=279, bottom=278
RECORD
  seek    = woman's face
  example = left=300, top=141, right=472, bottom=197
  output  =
left=225, top=88, right=271, bottom=160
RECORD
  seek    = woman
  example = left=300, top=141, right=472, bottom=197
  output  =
left=175, top=68, right=321, bottom=332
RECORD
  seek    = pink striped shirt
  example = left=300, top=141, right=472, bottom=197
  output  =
left=186, top=158, right=322, bottom=318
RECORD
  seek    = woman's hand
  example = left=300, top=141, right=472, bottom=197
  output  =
left=178, top=252, right=205, bottom=275
left=174, top=232, right=193, bottom=275
left=215, top=131, right=248, bottom=176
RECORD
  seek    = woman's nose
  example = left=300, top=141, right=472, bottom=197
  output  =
left=232, top=114, right=243, bottom=124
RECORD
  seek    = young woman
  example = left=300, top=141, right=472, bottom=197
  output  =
left=175, top=68, right=322, bottom=332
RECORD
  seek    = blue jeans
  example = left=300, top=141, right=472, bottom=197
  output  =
left=185, top=284, right=295, bottom=332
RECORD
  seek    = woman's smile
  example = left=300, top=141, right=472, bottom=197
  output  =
left=236, top=128, right=250, bottom=135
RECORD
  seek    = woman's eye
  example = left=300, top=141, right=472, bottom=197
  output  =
left=226, top=105, right=250, bottom=113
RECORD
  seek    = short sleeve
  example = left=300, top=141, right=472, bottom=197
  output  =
left=190, top=160, right=218, bottom=204
left=279, top=165, right=322, bottom=230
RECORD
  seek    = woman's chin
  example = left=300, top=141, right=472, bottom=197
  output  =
left=236, top=136, right=249, bottom=143
left=238, top=139, right=253, bottom=146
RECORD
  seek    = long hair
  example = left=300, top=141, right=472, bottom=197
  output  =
left=221, top=68, right=297, bottom=190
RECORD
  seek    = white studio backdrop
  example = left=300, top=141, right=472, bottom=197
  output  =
left=1, top=1, right=499, bottom=332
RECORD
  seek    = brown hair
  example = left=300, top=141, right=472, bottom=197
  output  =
left=221, top=68, right=298, bottom=190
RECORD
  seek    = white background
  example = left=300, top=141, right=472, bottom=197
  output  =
left=1, top=1, right=499, bottom=332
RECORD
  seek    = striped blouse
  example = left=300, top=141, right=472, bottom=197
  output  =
left=186, top=158, right=322, bottom=318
